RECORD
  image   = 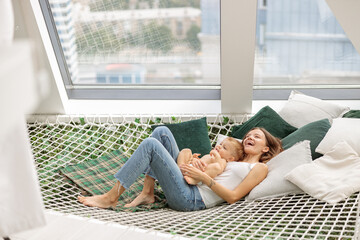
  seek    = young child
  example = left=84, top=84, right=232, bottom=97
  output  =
left=177, top=137, right=243, bottom=185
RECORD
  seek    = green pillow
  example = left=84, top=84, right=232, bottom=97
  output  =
left=231, top=106, right=297, bottom=139
left=343, top=110, right=360, bottom=118
left=281, top=119, right=331, bottom=160
left=151, top=117, right=211, bottom=157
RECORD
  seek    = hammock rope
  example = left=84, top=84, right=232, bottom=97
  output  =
left=27, top=114, right=359, bottom=239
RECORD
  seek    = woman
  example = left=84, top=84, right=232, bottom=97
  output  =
left=78, top=126, right=282, bottom=211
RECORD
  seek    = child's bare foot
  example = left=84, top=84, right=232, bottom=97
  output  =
left=124, top=193, right=155, bottom=207
left=184, top=176, right=198, bottom=185
left=78, top=194, right=118, bottom=209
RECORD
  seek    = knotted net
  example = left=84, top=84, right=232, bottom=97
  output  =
left=27, top=114, right=360, bottom=239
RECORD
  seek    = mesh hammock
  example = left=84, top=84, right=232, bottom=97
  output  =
left=27, top=114, right=360, bottom=239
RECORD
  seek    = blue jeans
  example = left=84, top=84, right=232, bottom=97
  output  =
left=114, top=126, right=206, bottom=211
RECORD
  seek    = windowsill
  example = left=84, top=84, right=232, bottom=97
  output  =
left=58, top=99, right=360, bottom=115
left=64, top=99, right=222, bottom=115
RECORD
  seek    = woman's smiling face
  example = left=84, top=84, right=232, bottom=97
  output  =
left=243, top=129, right=269, bottom=156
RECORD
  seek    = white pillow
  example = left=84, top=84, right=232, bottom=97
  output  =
left=285, top=141, right=360, bottom=204
left=216, top=134, right=242, bottom=146
left=246, top=140, right=312, bottom=201
left=316, top=118, right=360, bottom=155
left=278, top=90, right=349, bottom=128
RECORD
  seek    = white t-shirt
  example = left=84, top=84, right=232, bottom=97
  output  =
left=197, top=162, right=257, bottom=208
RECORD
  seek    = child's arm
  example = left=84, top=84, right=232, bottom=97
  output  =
left=203, top=150, right=226, bottom=178
left=209, top=150, right=222, bottom=164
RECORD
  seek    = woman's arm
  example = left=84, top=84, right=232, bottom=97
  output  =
left=180, top=163, right=268, bottom=204
left=208, top=164, right=268, bottom=204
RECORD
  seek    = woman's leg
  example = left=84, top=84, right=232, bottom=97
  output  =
left=144, top=126, right=180, bottom=177
left=125, top=126, right=180, bottom=207
left=78, top=133, right=178, bottom=209
left=146, top=142, right=205, bottom=211
left=120, top=136, right=204, bottom=211
left=79, top=137, right=204, bottom=211
left=124, top=175, right=155, bottom=207
left=78, top=180, right=123, bottom=208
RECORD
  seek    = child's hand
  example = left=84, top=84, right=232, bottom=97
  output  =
left=192, top=153, right=200, bottom=159
left=210, top=149, right=221, bottom=160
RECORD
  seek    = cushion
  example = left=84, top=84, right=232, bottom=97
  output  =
left=281, top=119, right=331, bottom=160
left=152, top=117, right=212, bottom=157
left=343, top=110, right=360, bottom=118
left=231, top=106, right=297, bottom=139
left=316, top=118, right=360, bottom=155
left=246, top=140, right=312, bottom=200
left=278, top=90, right=350, bottom=128
left=285, top=141, right=360, bottom=204
left=216, top=134, right=242, bottom=146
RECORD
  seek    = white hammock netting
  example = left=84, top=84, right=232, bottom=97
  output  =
left=27, top=114, right=360, bottom=239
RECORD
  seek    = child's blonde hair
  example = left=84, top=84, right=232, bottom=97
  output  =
left=224, top=137, right=244, bottom=161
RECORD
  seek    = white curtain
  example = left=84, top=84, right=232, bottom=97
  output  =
left=0, top=0, right=46, bottom=237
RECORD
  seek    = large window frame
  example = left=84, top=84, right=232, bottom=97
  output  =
left=33, top=0, right=256, bottom=114
left=38, top=0, right=221, bottom=100
left=32, top=0, right=360, bottom=115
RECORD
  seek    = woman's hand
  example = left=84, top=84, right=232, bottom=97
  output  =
left=180, top=164, right=206, bottom=183
left=191, top=158, right=207, bottom=172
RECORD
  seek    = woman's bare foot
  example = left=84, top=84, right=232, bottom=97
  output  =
left=184, top=176, right=198, bottom=185
left=78, top=194, right=118, bottom=209
left=124, top=193, right=155, bottom=208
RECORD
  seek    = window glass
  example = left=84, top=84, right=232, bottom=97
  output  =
left=254, top=0, right=360, bottom=86
left=96, top=74, right=106, bottom=83
left=109, top=75, right=119, bottom=83
left=123, top=75, right=132, bottom=84
left=49, top=0, right=221, bottom=86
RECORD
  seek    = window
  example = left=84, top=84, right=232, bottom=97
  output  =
left=253, top=0, right=360, bottom=99
left=39, top=0, right=221, bottom=100
left=37, top=0, right=357, bottom=113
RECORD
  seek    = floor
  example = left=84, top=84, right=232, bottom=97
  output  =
left=9, top=211, right=189, bottom=240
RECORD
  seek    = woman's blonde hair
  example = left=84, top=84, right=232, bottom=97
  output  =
left=243, top=127, right=283, bottom=163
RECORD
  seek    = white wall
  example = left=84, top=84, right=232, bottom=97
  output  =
left=327, top=0, right=360, bottom=55
left=12, top=0, right=65, bottom=114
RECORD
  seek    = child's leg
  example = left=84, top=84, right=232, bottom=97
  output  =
left=177, top=149, right=199, bottom=185
left=177, top=148, right=193, bottom=166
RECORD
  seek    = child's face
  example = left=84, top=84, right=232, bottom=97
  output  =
left=215, top=139, right=238, bottom=162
